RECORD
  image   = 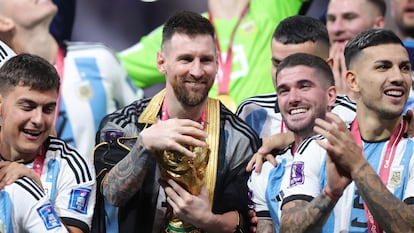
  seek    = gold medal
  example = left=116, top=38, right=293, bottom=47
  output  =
left=216, top=94, right=237, bottom=113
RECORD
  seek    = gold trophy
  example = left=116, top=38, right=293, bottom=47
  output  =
left=156, top=145, right=210, bottom=233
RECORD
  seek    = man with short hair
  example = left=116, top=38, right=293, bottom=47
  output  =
left=93, top=11, right=259, bottom=233
left=280, top=29, right=414, bottom=233
left=0, top=52, right=95, bottom=233
left=326, top=0, right=386, bottom=98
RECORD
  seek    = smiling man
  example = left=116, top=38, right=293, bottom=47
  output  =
left=92, top=11, right=259, bottom=233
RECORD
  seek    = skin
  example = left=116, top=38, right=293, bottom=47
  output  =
left=281, top=43, right=414, bottom=233
left=103, top=33, right=240, bottom=232
left=254, top=65, right=335, bottom=233
left=0, top=85, right=56, bottom=162
left=276, top=65, right=336, bottom=141
left=247, top=39, right=331, bottom=174
left=326, top=0, right=385, bottom=97
left=390, top=0, right=414, bottom=40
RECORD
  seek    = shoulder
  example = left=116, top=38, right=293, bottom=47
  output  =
left=45, top=137, right=95, bottom=184
left=236, top=93, right=277, bottom=115
left=101, top=98, right=150, bottom=128
left=221, top=103, right=259, bottom=138
left=296, top=135, right=327, bottom=158
left=65, top=41, right=120, bottom=64
left=7, top=177, right=46, bottom=201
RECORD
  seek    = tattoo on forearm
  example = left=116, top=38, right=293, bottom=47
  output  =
left=256, top=219, right=275, bottom=233
left=353, top=162, right=414, bottom=232
left=280, top=196, right=335, bottom=233
left=103, top=146, right=148, bottom=206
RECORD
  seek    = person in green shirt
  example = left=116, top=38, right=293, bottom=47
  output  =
left=118, top=0, right=305, bottom=111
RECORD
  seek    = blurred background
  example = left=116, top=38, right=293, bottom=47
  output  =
left=72, top=0, right=207, bottom=51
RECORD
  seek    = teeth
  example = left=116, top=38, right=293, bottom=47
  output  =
left=290, top=108, right=307, bottom=115
left=386, top=90, right=403, bottom=97
left=23, top=130, right=41, bottom=136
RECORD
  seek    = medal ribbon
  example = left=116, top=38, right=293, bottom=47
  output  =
left=161, top=98, right=207, bottom=128
left=32, top=145, right=46, bottom=177
left=208, top=5, right=249, bottom=95
left=54, top=47, right=65, bottom=126
left=350, top=119, right=407, bottom=233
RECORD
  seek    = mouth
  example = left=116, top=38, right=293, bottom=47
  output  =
left=23, top=129, right=42, bottom=137
left=289, top=108, right=308, bottom=115
left=385, top=90, right=404, bottom=97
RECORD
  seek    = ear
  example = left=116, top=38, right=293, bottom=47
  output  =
left=326, top=86, right=337, bottom=107
left=0, top=16, right=14, bottom=33
left=373, top=16, right=385, bottom=29
left=156, top=51, right=167, bottom=75
left=345, top=70, right=360, bottom=93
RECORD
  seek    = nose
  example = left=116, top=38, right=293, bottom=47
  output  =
left=287, top=88, right=302, bottom=104
left=189, top=60, right=204, bottom=78
left=328, top=18, right=344, bottom=36
left=31, top=108, right=44, bottom=127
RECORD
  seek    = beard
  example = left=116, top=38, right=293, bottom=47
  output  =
left=283, top=105, right=327, bottom=138
left=172, top=80, right=210, bottom=107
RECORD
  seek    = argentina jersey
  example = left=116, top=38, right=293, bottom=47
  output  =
left=322, top=136, right=414, bottom=233
left=264, top=135, right=325, bottom=232
left=56, top=42, right=142, bottom=159
left=236, top=94, right=356, bottom=138
left=0, top=177, right=68, bottom=232
left=26, top=137, right=96, bottom=232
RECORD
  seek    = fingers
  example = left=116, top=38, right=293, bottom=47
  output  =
left=246, top=153, right=258, bottom=172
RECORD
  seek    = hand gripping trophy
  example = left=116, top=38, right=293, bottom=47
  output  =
left=156, top=144, right=210, bottom=233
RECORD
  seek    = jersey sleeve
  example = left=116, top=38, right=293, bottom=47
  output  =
left=248, top=162, right=273, bottom=217
left=46, top=144, right=96, bottom=233
left=97, top=46, right=144, bottom=106
left=11, top=177, right=69, bottom=233
left=281, top=139, right=326, bottom=206
left=117, top=25, right=164, bottom=88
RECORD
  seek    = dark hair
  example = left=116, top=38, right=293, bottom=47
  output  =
left=275, top=53, right=335, bottom=87
left=344, top=29, right=404, bottom=69
left=162, top=11, right=215, bottom=49
left=367, top=0, right=386, bottom=17
left=273, top=15, right=329, bottom=46
left=0, top=53, right=60, bottom=95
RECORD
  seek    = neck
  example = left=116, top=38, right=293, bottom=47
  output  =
left=208, top=0, right=250, bottom=19
left=7, top=28, right=58, bottom=64
left=356, top=113, right=402, bottom=141
left=164, top=90, right=206, bottom=122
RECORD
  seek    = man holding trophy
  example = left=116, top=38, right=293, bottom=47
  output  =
left=92, top=11, right=259, bottom=233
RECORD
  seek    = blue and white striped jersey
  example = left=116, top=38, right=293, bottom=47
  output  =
left=24, top=136, right=96, bottom=232
left=281, top=133, right=414, bottom=232
left=0, top=177, right=68, bottom=233
left=55, top=42, right=143, bottom=159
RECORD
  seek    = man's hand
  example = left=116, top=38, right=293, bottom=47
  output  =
left=330, top=43, right=351, bottom=97
left=141, top=118, right=207, bottom=158
left=246, top=132, right=294, bottom=173
left=0, top=161, right=42, bottom=189
left=314, top=112, right=365, bottom=176
left=161, top=179, right=213, bottom=229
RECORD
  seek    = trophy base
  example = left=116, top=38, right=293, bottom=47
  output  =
left=165, top=219, right=201, bottom=233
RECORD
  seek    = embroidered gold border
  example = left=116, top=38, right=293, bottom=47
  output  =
left=137, top=89, right=220, bottom=206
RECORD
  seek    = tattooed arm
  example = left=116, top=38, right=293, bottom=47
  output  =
left=256, top=219, right=275, bottom=233
left=279, top=194, right=336, bottom=233
left=352, top=161, right=414, bottom=232
left=102, top=140, right=152, bottom=206
left=102, top=118, right=208, bottom=206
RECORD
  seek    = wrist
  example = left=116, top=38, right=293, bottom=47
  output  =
left=323, top=187, right=342, bottom=201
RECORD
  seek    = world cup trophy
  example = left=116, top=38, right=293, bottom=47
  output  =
left=156, top=145, right=210, bottom=233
